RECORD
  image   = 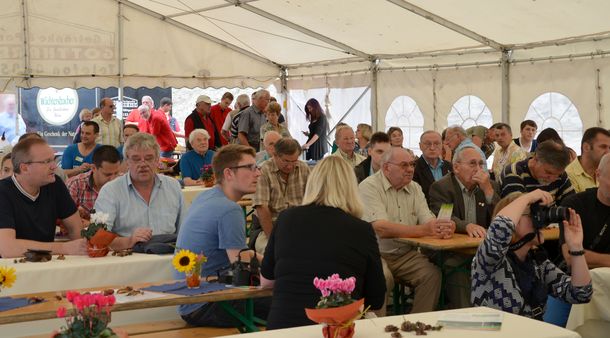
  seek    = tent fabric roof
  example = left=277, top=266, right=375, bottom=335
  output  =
left=2, top=0, right=610, bottom=89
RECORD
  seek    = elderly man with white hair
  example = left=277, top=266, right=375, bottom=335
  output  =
left=238, top=90, right=270, bottom=150
left=223, top=93, right=251, bottom=143
left=126, top=95, right=155, bottom=126
left=180, top=129, right=215, bottom=186
left=332, top=124, right=365, bottom=167
left=95, top=133, right=184, bottom=250
left=443, top=125, right=488, bottom=170
left=360, top=146, right=456, bottom=314
left=138, top=104, right=178, bottom=158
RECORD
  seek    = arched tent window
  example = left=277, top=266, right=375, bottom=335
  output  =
left=447, top=95, right=493, bottom=129
left=385, top=96, right=424, bottom=155
left=524, top=92, right=583, bottom=154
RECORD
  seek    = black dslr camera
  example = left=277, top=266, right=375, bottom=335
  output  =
left=530, top=202, right=569, bottom=229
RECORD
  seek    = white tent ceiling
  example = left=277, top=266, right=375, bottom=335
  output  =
left=2, top=0, right=610, bottom=89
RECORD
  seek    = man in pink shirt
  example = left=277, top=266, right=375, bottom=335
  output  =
left=210, top=92, right=234, bottom=146
left=138, top=105, right=177, bottom=158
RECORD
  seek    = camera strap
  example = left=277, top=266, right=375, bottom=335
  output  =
left=509, top=232, right=538, bottom=251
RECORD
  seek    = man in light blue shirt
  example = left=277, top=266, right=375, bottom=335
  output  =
left=0, top=95, right=26, bottom=144
left=175, top=144, right=269, bottom=327
left=95, top=132, right=184, bottom=250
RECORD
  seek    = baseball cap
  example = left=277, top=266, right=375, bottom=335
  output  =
left=466, top=126, right=488, bottom=140
left=196, top=95, right=212, bottom=104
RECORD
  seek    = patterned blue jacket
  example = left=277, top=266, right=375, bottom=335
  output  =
left=471, top=215, right=592, bottom=318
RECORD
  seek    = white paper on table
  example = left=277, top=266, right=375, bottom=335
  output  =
left=111, top=290, right=168, bottom=304
left=436, top=312, right=503, bottom=330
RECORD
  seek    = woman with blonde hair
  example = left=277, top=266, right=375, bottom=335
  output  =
left=260, top=156, right=385, bottom=329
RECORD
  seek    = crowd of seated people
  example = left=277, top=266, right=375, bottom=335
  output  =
left=3, top=91, right=610, bottom=333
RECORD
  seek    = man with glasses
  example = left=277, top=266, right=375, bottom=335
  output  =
left=414, top=130, right=451, bottom=202
left=429, top=146, right=499, bottom=238
left=0, top=138, right=87, bottom=258
left=443, top=125, right=488, bottom=171
left=94, top=133, right=184, bottom=250
left=428, top=146, right=499, bottom=308
left=175, top=144, right=269, bottom=327
left=359, top=147, right=455, bottom=314
left=92, top=97, right=123, bottom=147
left=252, top=138, right=310, bottom=254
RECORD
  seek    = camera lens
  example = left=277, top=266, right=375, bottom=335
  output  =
left=546, top=206, right=569, bottom=224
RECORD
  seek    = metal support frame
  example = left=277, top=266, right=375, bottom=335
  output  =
left=226, top=0, right=371, bottom=60
left=371, top=60, right=380, bottom=131
left=118, top=1, right=125, bottom=115
left=120, top=0, right=281, bottom=69
left=596, top=68, right=603, bottom=126
left=20, top=0, right=31, bottom=87
left=328, top=85, right=371, bottom=135
left=167, top=0, right=260, bottom=18
left=385, top=0, right=504, bottom=51
left=501, top=50, right=511, bottom=124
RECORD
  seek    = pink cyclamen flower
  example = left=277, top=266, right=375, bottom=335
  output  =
left=56, top=307, right=67, bottom=318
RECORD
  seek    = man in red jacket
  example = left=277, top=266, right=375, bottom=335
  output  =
left=126, top=96, right=155, bottom=126
left=138, top=105, right=177, bottom=158
left=210, top=92, right=234, bottom=146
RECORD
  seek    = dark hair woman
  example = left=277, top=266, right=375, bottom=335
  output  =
left=301, top=98, right=328, bottom=160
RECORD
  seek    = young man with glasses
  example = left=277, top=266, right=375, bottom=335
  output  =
left=94, top=133, right=184, bottom=250
left=175, top=144, right=269, bottom=327
left=0, top=138, right=87, bottom=258
left=252, top=138, right=310, bottom=254
left=92, top=97, right=123, bottom=147
left=359, top=147, right=455, bottom=314
left=413, top=130, right=451, bottom=202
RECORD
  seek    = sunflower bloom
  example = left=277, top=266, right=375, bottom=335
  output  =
left=173, top=250, right=196, bottom=273
left=0, top=266, right=16, bottom=289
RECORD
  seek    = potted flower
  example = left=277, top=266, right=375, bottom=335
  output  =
left=53, top=291, right=123, bottom=338
left=81, top=211, right=117, bottom=258
left=305, top=274, right=365, bottom=338
left=200, top=164, right=215, bottom=187
left=0, top=266, right=16, bottom=294
left=172, top=249, right=207, bottom=289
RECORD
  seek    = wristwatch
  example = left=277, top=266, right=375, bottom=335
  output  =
left=568, top=249, right=585, bottom=256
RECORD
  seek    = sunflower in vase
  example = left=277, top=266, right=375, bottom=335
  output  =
left=173, top=249, right=207, bottom=289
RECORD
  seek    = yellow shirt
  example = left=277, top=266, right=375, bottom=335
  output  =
left=565, top=158, right=596, bottom=193
left=332, top=149, right=366, bottom=168
left=492, top=141, right=527, bottom=179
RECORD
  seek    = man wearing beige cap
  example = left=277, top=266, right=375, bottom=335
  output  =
left=184, top=95, right=222, bottom=150
left=466, top=125, right=494, bottom=159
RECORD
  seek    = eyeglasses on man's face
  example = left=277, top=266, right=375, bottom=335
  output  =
left=386, top=161, right=416, bottom=170
left=127, top=155, right=157, bottom=164
left=230, top=163, right=260, bottom=172
left=421, top=141, right=442, bottom=148
left=25, top=158, right=56, bottom=166
left=458, top=160, right=486, bottom=168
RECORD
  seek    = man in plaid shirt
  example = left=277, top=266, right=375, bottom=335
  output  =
left=66, top=145, right=121, bottom=221
left=252, top=138, right=310, bottom=254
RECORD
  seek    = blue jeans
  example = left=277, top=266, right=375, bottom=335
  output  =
left=543, top=296, right=572, bottom=327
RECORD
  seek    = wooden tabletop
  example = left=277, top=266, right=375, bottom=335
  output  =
left=0, top=281, right=272, bottom=325
left=395, top=227, right=560, bottom=251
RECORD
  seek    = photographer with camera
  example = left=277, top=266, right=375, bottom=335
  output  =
left=471, top=189, right=592, bottom=319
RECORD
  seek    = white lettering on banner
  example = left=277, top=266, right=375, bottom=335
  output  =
left=36, top=88, right=79, bottom=126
